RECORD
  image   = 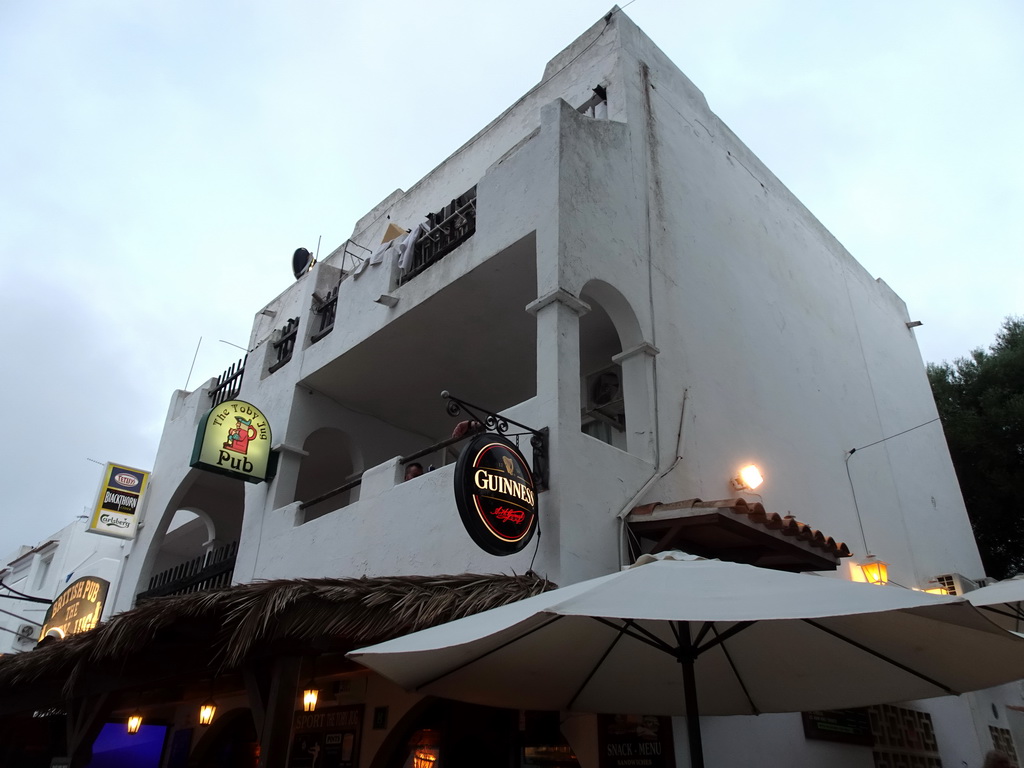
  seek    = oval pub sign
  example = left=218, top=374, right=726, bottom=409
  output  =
left=454, top=433, right=538, bottom=556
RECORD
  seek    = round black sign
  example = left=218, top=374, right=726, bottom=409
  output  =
left=454, top=433, right=538, bottom=556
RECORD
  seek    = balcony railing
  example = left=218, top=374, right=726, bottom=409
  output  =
left=209, top=357, right=246, bottom=407
left=399, top=186, right=477, bottom=285
left=137, top=541, right=238, bottom=601
left=269, top=317, right=299, bottom=373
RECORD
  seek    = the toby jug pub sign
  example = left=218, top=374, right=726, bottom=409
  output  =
left=191, top=400, right=274, bottom=483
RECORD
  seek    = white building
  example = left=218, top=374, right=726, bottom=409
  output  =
left=0, top=9, right=1017, bottom=768
left=0, top=517, right=126, bottom=654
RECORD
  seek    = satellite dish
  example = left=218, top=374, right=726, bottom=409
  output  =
left=292, top=247, right=315, bottom=279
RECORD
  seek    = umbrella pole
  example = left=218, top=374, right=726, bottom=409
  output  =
left=678, top=622, right=705, bottom=768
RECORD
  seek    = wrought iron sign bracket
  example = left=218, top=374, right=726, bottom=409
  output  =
left=441, top=391, right=548, bottom=491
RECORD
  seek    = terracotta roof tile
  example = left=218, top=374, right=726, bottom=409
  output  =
left=627, top=497, right=852, bottom=561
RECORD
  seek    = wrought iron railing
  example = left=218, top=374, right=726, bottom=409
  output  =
left=310, top=284, right=339, bottom=344
left=399, top=186, right=477, bottom=285
left=137, top=541, right=238, bottom=600
left=269, top=317, right=299, bottom=373
left=209, top=357, right=246, bottom=406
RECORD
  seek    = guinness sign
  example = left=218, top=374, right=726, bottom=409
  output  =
left=454, top=433, right=538, bottom=556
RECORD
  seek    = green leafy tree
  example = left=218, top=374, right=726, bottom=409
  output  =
left=928, top=317, right=1024, bottom=579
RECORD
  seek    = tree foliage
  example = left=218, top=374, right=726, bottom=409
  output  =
left=928, top=317, right=1024, bottom=579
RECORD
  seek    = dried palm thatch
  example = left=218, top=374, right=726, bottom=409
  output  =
left=0, top=572, right=554, bottom=696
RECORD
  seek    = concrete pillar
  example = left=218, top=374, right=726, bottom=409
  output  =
left=612, top=341, right=659, bottom=462
left=527, top=288, right=589, bottom=585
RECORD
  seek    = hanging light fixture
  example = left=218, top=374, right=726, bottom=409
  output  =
left=303, top=656, right=319, bottom=712
left=198, top=699, right=217, bottom=726
left=859, top=557, right=889, bottom=586
left=410, top=729, right=440, bottom=768
left=127, top=712, right=143, bottom=734
left=303, top=685, right=319, bottom=712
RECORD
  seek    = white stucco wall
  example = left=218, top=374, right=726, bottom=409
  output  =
left=0, top=517, right=126, bottom=653
left=112, top=10, right=1003, bottom=768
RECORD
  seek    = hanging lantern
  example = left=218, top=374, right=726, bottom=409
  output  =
left=127, top=712, right=143, bottom=734
left=303, top=686, right=319, bottom=712
left=859, top=558, right=889, bottom=586
left=410, top=729, right=440, bottom=768
left=199, top=699, right=217, bottom=726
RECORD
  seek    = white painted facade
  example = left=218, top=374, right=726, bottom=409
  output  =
left=110, top=9, right=1022, bottom=768
left=0, top=518, right=127, bottom=654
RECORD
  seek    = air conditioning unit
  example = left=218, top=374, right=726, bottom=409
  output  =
left=931, top=573, right=982, bottom=596
left=584, top=365, right=625, bottom=425
left=16, top=624, right=37, bottom=643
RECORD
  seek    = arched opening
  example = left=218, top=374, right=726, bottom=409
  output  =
left=295, top=427, right=361, bottom=522
left=579, top=299, right=626, bottom=449
left=138, top=471, right=244, bottom=600
left=578, top=281, right=654, bottom=458
left=151, top=509, right=215, bottom=570
left=374, top=700, right=577, bottom=768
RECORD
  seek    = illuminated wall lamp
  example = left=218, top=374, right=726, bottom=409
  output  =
left=303, top=686, right=319, bottom=712
left=923, top=586, right=949, bottom=595
left=126, top=712, right=143, bottom=734
left=731, top=464, right=764, bottom=491
left=198, top=699, right=217, bottom=726
left=859, top=558, right=890, bottom=586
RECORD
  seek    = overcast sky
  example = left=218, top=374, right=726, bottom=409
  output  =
left=1, top=1, right=1021, bottom=551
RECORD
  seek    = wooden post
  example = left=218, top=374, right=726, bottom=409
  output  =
left=256, top=656, right=302, bottom=768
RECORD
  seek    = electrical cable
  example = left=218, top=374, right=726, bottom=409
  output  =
left=0, top=581, right=52, bottom=605
left=0, top=606, right=43, bottom=626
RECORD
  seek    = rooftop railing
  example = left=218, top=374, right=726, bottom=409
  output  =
left=209, top=357, right=246, bottom=406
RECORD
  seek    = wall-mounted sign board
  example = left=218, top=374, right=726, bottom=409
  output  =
left=191, top=400, right=275, bottom=483
left=87, top=463, right=150, bottom=540
left=454, top=433, right=538, bottom=556
left=40, top=576, right=110, bottom=641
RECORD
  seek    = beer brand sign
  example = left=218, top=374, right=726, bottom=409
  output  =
left=87, top=463, right=150, bottom=539
left=191, top=400, right=273, bottom=483
left=40, top=576, right=110, bottom=641
left=454, top=433, right=538, bottom=556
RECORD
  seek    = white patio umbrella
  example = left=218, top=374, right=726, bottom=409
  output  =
left=965, top=576, right=1024, bottom=631
left=350, top=558, right=1024, bottom=768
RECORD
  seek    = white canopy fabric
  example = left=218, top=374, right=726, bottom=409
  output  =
left=350, top=559, right=1024, bottom=717
left=966, top=577, right=1024, bottom=631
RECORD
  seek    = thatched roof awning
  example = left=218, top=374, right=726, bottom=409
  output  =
left=0, top=572, right=555, bottom=699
